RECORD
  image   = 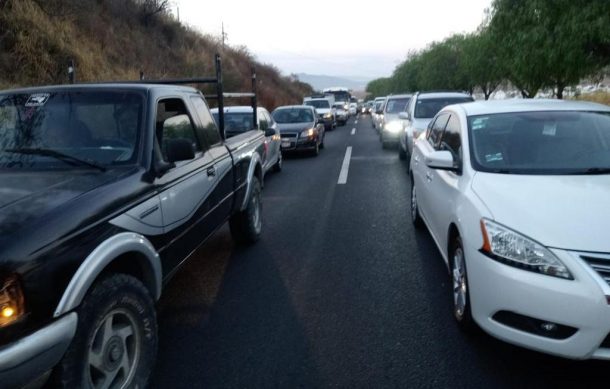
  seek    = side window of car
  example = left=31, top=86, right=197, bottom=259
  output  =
left=156, top=98, right=201, bottom=164
left=190, top=96, right=222, bottom=146
left=259, top=111, right=269, bottom=131
left=265, top=111, right=276, bottom=127
left=440, top=114, right=462, bottom=159
left=428, top=113, right=450, bottom=148
left=408, top=97, right=417, bottom=116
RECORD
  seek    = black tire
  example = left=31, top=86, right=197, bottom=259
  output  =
left=53, top=274, right=157, bottom=389
left=410, top=179, right=424, bottom=229
left=450, top=236, right=477, bottom=332
left=273, top=153, right=282, bottom=172
left=399, top=144, right=407, bottom=160
left=230, top=176, right=262, bottom=245
left=311, top=142, right=320, bottom=156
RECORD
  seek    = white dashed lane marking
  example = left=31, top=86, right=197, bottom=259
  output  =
left=337, top=146, right=352, bottom=185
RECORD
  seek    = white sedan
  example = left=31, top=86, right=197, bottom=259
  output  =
left=409, top=99, right=610, bottom=360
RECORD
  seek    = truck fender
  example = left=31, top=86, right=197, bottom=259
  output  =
left=53, top=232, right=162, bottom=318
left=241, top=153, right=263, bottom=211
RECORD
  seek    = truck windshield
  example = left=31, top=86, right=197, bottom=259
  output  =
left=212, top=112, right=254, bottom=134
left=468, top=111, right=610, bottom=174
left=0, top=91, right=143, bottom=169
left=273, top=109, right=314, bottom=123
left=305, top=100, right=330, bottom=109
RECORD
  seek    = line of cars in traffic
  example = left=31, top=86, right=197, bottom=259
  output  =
left=210, top=97, right=357, bottom=161
left=369, top=89, right=610, bottom=361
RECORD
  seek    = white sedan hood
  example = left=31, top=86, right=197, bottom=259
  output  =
left=471, top=172, right=610, bottom=252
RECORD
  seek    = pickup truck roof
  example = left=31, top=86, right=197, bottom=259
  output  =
left=0, top=83, right=200, bottom=95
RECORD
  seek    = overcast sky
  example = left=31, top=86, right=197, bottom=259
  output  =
left=174, top=0, right=492, bottom=79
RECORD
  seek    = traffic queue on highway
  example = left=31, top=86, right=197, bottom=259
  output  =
left=366, top=89, right=610, bottom=362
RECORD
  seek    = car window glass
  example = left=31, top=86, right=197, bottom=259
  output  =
left=259, top=111, right=269, bottom=131
left=265, top=111, right=275, bottom=126
left=468, top=111, right=610, bottom=174
left=440, top=114, right=462, bottom=158
left=156, top=99, right=201, bottom=164
left=385, top=98, right=410, bottom=114
left=428, top=113, right=450, bottom=147
left=0, top=91, right=143, bottom=168
left=415, top=98, right=473, bottom=119
left=190, top=96, right=221, bottom=146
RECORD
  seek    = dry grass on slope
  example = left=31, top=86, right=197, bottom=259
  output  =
left=0, top=0, right=313, bottom=109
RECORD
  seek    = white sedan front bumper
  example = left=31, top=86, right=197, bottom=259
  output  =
left=465, top=241, right=610, bottom=360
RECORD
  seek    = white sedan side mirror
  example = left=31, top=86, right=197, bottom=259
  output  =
left=425, top=150, right=457, bottom=171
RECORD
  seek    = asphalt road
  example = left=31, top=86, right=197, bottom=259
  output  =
left=152, top=115, right=607, bottom=388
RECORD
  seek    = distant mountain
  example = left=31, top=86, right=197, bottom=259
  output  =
left=295, top=73, right=373, bottom=92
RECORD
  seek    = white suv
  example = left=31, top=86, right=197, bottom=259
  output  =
left=410, top=99, right=610, bottom=360
left=399, top=92, right=473, bottom=160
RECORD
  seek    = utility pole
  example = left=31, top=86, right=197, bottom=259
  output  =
left=176, top=5, right=179, bottom=22
left=221, top=22, right=228, bottom=49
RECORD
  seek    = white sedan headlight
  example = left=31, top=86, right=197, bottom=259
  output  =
left=384, top=121, right=403, bottom=133
left=480, top=219, right=572, bottom=279
left=324, top=112, right=333, bottom=118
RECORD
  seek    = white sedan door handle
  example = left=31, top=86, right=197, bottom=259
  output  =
left=426, top=171, right=433, bottom=182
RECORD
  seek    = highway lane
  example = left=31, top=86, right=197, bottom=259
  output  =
left=152, top=115, right=607, bottom=388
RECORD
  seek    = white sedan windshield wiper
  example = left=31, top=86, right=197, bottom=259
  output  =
left=4, top=148, right=107, bottom=172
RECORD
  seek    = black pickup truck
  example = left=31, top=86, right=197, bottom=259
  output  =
left=0, top=70, right=266, bottom=387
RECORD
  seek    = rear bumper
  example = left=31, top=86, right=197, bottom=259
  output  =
left=0, top=313, right=77, bottom=388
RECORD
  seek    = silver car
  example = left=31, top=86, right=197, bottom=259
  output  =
left=399, top=92, right=473, bottom=160
left=372, top=97, right=387, bottom=131
left=211, top=106, right=283, bottom=173
left=379, top=94, right=412, bottom=148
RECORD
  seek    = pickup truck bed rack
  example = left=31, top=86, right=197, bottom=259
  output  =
left=69, top=54, right=258, bottom=139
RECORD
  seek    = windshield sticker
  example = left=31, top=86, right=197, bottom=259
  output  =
left=471, top=117, right=488, bottom=130
left=25, top=93, right=50, bottom=107
left=543, top=123, right=557, bottom=136
left=485, top=153, right=503, bottom=162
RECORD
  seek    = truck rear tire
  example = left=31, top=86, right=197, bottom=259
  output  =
left=53, top=274, right=157, bottom=389
left=230, top=176, right=262, bottom=245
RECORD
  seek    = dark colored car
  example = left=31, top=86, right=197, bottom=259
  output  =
left=0, top=83, right=266, bottom=388
left=272, top=105, right=325, bottom=156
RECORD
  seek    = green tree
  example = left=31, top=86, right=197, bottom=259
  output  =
left=489, top=0, right=610, bottom=99
left=365, top=77, right=392, bottom=98
left=462, top=30, right=504, bottom=100
left=414, top=35, right=473, bottom=93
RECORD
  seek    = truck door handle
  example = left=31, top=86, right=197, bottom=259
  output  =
left=207, top=166, right=216, bottom=177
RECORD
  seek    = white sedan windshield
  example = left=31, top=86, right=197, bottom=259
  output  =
left=468, top=111, right=610, bottom=174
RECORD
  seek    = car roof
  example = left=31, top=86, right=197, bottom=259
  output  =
left=0, top=83, right=199, bottom=94
left=274, top=105, right=313, bottom=110
left=454, top=99, right=610, bottom=116
left=210, top=106, right=266, bottom=114
left=417, top=92, right=472, bottom=100
left=374, top=97, right=386, bottom=101
left=386, top=94, right=412, bottom=100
